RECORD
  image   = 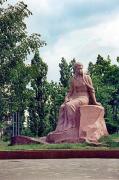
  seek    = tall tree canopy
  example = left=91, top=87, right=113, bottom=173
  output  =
left=88, top=55, right=119, bottom=133
left=28, top=51, right=48, bottom=136
left=0, top=0, right=46, bottom=136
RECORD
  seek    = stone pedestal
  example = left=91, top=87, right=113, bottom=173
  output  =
left=46, top=105, right=108, bottom=144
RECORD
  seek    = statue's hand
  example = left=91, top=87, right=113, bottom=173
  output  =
left=65, top=97, right=70, bottom=103
left=94, top=102, right=102, bottom=106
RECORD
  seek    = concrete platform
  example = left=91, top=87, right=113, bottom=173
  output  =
left=0, top=159, right=119, bottom=180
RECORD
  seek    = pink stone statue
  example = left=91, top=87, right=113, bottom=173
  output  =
left=45, top=62, right=108, bottom=144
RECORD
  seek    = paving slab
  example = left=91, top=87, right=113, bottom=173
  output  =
left=0, top=159, right=119, bottom=180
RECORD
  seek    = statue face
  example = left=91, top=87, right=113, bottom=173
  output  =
left=75, top=65, right=83, bottom=75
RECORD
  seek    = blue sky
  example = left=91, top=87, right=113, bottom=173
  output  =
left=7, top=0, right=119, bottom=81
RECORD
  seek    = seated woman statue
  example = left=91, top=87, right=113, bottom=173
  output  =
left=46, top=62, right=108, bottom=144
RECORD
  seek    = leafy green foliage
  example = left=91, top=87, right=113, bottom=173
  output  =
left=88, top=55, right=119, bottom=133
left=28, top=51, right=48, bottom=136
left=0, top=0, right=46, bottom=137
left=59, top=57, right=76, bottom=88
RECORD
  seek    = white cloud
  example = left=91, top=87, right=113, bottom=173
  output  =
left=24, top=0, right=108, bottom=15
left=8, top=0, right=119, bottom=82
left=24, top=0, right=66, bottom=15
left=94, top=19, right=119, bottom=48
left=24, top=0, right=52, bottom=14
left=41, top=13, right=119, bottom=81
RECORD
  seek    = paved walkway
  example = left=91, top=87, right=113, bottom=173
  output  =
left=0, top=159, right=119, bottom=180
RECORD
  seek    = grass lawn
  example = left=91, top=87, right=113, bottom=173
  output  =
left=0, top=134, right=119, bottom=151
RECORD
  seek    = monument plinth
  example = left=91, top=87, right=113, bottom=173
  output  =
left=45, top=105, right=108, bottom=144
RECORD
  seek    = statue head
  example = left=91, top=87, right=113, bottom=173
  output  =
left=74, top=62, right=83, bottom=76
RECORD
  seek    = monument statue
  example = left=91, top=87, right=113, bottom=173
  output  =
left=44, top=62, right=108, bottom=144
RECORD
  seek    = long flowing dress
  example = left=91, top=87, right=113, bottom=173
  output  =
left=46, top=74, right=108, bottom=143
left=55, top=76, right=89, bottom=131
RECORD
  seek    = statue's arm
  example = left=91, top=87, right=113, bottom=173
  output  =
left=87, top=75, right=101, bottom=106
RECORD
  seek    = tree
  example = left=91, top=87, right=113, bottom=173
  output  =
left=59, top=57, right=70, bottom=88
left=0, top=0, right=46, bottom=137
left=59, top=58, right=75, bottom=87
left=28, top=51, right=48, bottom=136
left=88, top=55, right=119, bottom=133
left=46, top=81, right=65, bottom=131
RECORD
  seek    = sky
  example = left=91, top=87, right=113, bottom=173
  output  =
left=6, top=0, right=119, bottom=81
